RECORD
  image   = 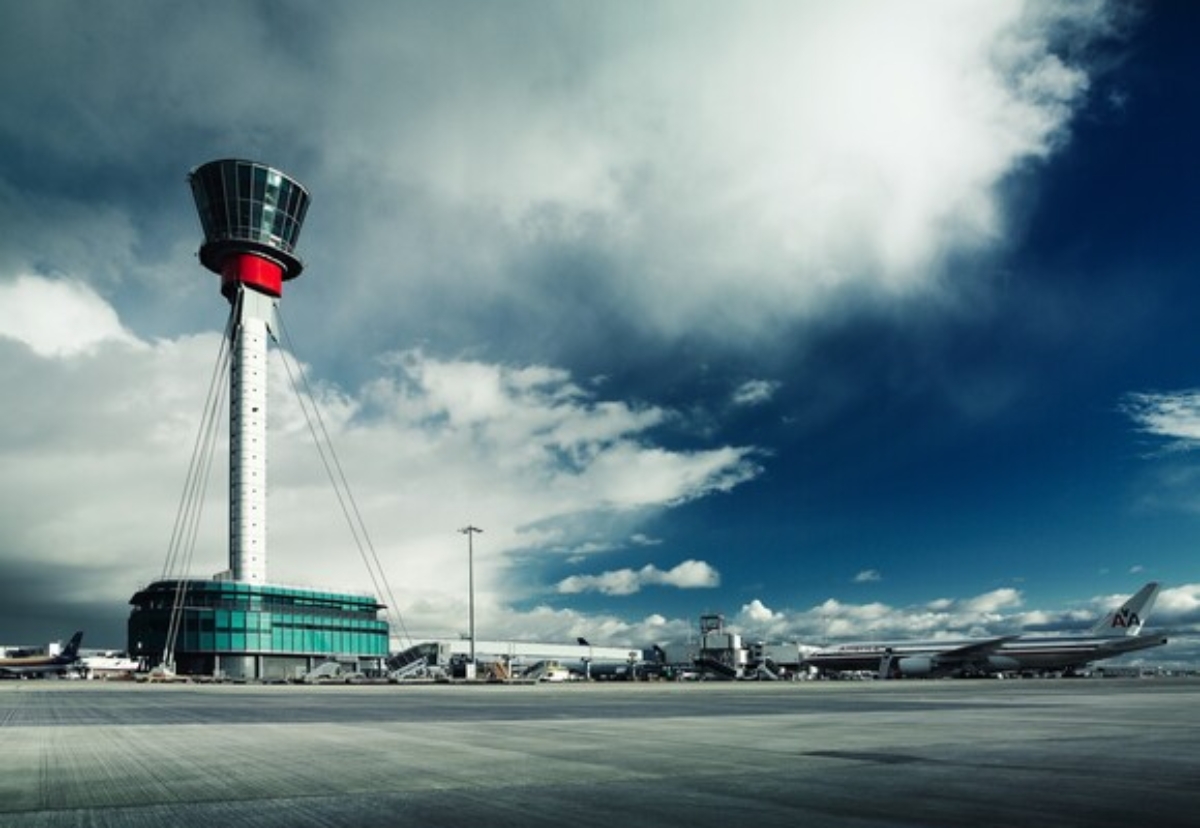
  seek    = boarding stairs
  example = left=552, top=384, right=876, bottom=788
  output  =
left=693, top=657, right=740, bottom=680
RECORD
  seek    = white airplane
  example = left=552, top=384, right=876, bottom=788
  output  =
left=0, top=631, right=84, bottom=678
left=804, top=582, right=1167, bottom=678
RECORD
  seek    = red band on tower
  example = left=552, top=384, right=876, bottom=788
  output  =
left=221, top=253, right=284, bottom=299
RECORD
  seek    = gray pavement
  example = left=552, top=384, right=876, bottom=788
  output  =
left=2, top=678, right=1198, bottom=827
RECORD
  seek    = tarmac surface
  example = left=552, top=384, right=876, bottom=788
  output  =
left=2, top=678, right=1198, bottom=827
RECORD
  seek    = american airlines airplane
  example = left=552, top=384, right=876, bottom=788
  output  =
left=804, top=583, right=1167, bottom=678
left=0, top=631, right=84, bottom=678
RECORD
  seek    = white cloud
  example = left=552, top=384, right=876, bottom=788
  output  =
left=0, top=2, right=1120, bottom=354
left=741, top=599, right=781, bottom=624
left=962, top=588, right=1023, bottom=615
left=557, top=559, right=721, bottom=596
left=853, top=569, right=882, bottom=584
left=733, top=586, right=1039, bottom=642
left=0, top=276, right=142, bottom=357
left=466, top=605, right=691, bottom=650
left=366, top=350, right=762, bottom=514
left=1117, top=391, right=1200, bottom=514
left=657, top=559, right=722, bottom=589
left=732, top=380, right=781, bottom=408
left=0, top=275, right=753, bottom=633
left=1157, top=584, right=1200, bottom=622
left=1122, top=391, right=1200, bottom=451
left=730, top=580, right=1200, bottom=650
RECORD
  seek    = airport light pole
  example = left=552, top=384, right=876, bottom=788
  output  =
left=459, top=525, right=482, bottom=671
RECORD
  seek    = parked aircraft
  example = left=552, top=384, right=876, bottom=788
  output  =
left=804, top=582, right=1167, bottom=678
left=0, top=631, right=84, bottom=678
left=78, top=650, right=140, bottom=680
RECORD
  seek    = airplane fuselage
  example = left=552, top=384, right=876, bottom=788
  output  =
left=0, top=656, right=77, bottom=677
left=806, top=633, right=1168, bottom=677
left=0, top=632, right=84, bottom=678
left=805, top=583, right=1166, bottom=678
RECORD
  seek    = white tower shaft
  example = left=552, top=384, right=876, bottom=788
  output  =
left=229, top=287, right=277, bottom=584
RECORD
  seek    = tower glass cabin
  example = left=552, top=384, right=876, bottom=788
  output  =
left=127, top=160, right=389, bottom=680
left=189, top=158, right=309, bottom=296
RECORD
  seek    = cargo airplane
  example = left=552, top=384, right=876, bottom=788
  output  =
left=804, top=583, right=1167, bottom=679
left=0, top=631, right=84, bottom=678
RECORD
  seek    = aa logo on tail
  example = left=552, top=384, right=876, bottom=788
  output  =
left=1112, top=608, right=1140, bottom=628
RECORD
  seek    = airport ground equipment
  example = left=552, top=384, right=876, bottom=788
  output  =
left=693, top=613, right=748, bottom=679
left=388, top=656, right=448, bottom=683
left=388, top=638, right=643, bottom=681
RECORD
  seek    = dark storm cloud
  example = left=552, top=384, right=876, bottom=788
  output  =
left=0, top=558, right=130, bottom=647
left=4, top=0, right=1121, bottom=371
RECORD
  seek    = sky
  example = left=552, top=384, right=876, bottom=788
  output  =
left=1, top=0, right=1199, bottom=665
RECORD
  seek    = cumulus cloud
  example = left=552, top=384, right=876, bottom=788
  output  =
left=733, top=586, right=1035, bottom=641
left=729, top=581, right=1200, bottom=653
left=961, top=588, right=1023, bottom=615
left=0, top=276, right=142, bottom=357
left=1157, top=584, right=1200, bottom=624
left=732, top=380, right=781, bottom=408
left=557, top=559, right=721, bottom=596
left=741, top=599, right=781, bottom=624
left=853, top=569, right=883, bottom=584
left=473, top=605, right=691, bottom=651
left=370, top=350, right=761, bottom=512
left=0, top=1, right=1124, bottom=361
left=1121, top=391, right=1200, bottom=451
left=0, top=276, right=753, bottom=637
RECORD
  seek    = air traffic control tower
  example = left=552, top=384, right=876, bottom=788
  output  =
left=127, top=160, right=389, bottom=680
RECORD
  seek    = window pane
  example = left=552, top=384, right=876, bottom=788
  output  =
left=237, top=163, right=251, bottom=199
left=252, top=166, right=267, bottom=201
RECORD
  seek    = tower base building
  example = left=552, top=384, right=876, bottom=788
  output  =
left=128, top=580, right=389, bottom=681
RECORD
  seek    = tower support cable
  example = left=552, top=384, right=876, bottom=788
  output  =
left=274, top=308, right=413, bottom=650
left=160, top=300, right=235, bottom=669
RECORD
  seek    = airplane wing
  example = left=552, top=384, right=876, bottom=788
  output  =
left=933, top=635, right=1021, bottom=663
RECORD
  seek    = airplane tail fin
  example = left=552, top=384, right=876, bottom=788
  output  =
left=61, top=631, right=84, bottom=659
left=1090, top=583, right=1159, bottom=638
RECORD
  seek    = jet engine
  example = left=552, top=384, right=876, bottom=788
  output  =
left=986, top=655, right=1020, bottom=673
left=893, top=656, right=936, bottom=677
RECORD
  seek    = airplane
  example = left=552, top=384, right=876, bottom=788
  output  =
left=0, top=631, right=84, bottom=678
left=803, top=582, right=1167, bottom=679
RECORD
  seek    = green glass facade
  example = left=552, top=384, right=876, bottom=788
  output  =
left=128, top=579, right=389, bottom=679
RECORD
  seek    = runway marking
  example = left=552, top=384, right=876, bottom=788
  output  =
left=804, top=749, right=932, bottom=765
